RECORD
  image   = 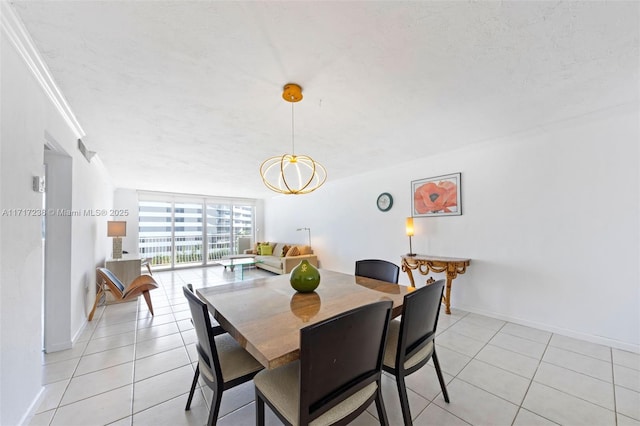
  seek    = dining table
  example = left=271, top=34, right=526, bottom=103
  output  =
left=196, top=269, right=414, bottom=369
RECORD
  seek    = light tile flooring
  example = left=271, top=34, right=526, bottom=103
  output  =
left=30, top=266, right=639, bottom=426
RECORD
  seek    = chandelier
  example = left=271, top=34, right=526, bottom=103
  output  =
left=260, top=83, right=327, bottom=195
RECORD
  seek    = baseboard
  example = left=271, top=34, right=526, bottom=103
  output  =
left=44, top=340, right=72, bottom=353
left=72, top=317, right=89, bottom=343
left=18, top=386, right=44, bottom=426
left=456, top=303, right=640, bottom=354
left=20, top=320, right=90, bottom=424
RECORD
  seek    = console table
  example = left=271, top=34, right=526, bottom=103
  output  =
left=401, top=255, right=471, bottom=314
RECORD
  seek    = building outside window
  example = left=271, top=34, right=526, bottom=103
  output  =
left=138, top=195, right=255, bottom=269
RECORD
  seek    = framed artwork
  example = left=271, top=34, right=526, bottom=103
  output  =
left=411, top=173, right=462, bottom=217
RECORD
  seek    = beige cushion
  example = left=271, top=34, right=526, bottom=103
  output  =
left=254, top=361, right=377, bottom=426
left=199, top=334, right=263, bottom=383
left=273, top=243, right=286, bottom=257
left=383, top=319, right=434, bottom=370
left=285, top=246, right=300, bottom=257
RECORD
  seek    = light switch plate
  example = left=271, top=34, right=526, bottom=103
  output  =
left=32, top=176, right=45, bottom=193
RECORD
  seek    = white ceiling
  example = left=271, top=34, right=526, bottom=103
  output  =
left=11, top=1, right=638, bottom=199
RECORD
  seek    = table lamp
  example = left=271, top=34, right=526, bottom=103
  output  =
left=107, top=220, right=126, bottom=259
left=405, top=217, right=416, bottom=257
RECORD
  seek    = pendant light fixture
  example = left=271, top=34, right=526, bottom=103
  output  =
left=260, top=83, right=327, bottom=195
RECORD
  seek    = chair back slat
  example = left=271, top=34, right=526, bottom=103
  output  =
left=300, top=300, right=392, bottom=420
left=355, top=259, right=400, bottom=283
left=96, top=267, right=126, bottom=295
left=401, top=279, right=445, bottom=359
left=183, top=286, right=222, bottom=386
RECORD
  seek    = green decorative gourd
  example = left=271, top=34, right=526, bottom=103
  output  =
left=289, top=259, right=320, bottom=293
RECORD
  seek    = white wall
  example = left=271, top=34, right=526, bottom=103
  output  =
left=0, top=13, right=114, bottom=425
left=69, top=155, right=115, bottom=338
left=0, top=33, right=46, bottom=425
left=265, top=105, right=639, bottom=351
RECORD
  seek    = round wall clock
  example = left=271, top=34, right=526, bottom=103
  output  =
left=376, top=192, right=393, bottom=212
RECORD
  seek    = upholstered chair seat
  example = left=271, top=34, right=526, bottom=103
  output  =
left=202, top=334, right=263, bottom=383
left=254, top=361, right=378, bottom=426
left=383, top=319, right=434, bottom=371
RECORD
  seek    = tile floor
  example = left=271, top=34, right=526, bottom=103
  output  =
left=30, top=266, right=639, bottom=426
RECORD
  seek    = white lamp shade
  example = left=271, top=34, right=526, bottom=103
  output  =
left=107, top=221, right=126, bottom=237
left=405, top=217, right=414, bottom=237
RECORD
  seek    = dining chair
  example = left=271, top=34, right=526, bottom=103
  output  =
left=355, top=259, right=400, bottom=284
left=89, top=267, right=158, bottom=321
left=382, top=279, right=449, bottom=426
left=254, top=300, right=394, bottom=426
left=183, top=284, right=227, bottom=411
left=182, top=285, right=263, bottom=426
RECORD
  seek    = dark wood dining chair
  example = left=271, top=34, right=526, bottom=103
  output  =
left=254, top=300, right=394, bottom=426
left=183, top=284, right=227, bottom=411
left=382, top=279, right=449, bottom=426
left=183, top=285, right=263, bottom=426
left=89, top=267, right=158, bottom=321
left=355, top=259, right=400, bottom=283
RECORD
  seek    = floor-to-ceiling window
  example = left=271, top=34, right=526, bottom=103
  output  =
left=138, top=193, right=255, bottom=269
left=205, top=202, right=255, bottom=264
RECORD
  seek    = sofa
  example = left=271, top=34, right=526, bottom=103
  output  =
left=245, top=242, right=318, bottom=275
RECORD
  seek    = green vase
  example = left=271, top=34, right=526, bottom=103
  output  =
left=289, top=259, right=320, bottom=293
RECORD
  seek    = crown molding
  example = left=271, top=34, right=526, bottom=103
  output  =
left=1, top=1, right=85, bottom=138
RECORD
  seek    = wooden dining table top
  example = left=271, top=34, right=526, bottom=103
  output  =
left=196, top=269, right=414, bottom=369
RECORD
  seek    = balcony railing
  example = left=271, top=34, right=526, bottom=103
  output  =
left=139, top=235, right=237, bottom=267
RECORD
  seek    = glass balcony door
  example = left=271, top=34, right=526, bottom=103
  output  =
left=174, top=201, right=204, bottom=267
left=139, top=196, right=255, bottom=269
left=205, top=203, right=255, bottom=263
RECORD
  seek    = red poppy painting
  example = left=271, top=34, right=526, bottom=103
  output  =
left=411, top=173, right=462, bottom=217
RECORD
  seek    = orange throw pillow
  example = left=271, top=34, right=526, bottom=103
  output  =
left=285, top=246, right=300, bottom=257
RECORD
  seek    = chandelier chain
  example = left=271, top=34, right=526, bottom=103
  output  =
left=291, top=100, right=295, bottom=155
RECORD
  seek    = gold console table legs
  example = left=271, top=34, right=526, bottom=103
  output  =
left=401, top=255, right=471, bottom=315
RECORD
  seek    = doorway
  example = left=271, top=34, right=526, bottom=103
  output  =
left=43, top=139, right=72, bottom=353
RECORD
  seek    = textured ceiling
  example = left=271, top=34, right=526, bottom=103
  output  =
left=11, top=1, right=638, bottom=199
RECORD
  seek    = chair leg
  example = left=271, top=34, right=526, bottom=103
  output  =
left=395, top=374, right=413, bottom=426
left=432, top=349, right=450, bottom=403
left=256, top=391, right=265, bottom=426
left=185, top=364, right=200, bottom=410
left=375, top=382, right=389, bottom=426
left=146, top=262, right=152, bottom=275
left=207, top=387, right=223, bottom=426
left=142, top=290, right=154, bottom=316
left=88, top=288, right=104, bottom=321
